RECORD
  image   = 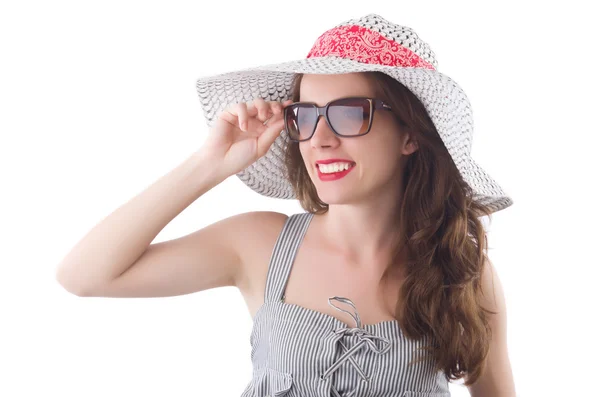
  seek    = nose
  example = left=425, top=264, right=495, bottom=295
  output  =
left=309, top=115, right=341, bottom=149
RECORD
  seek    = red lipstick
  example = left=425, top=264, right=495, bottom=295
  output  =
left=316, top=161, right=356, bottom=181
left=315, top=158, right=354, bottom=165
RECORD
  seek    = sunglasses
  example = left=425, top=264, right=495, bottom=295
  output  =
left=283, top=96, right=393, bottom=142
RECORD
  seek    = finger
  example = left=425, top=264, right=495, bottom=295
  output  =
left=259, top=103, right=285, bottom=129
left=235, top=102, right=249, bottom=131
left=281, top=99, right=294, bottom=112
left=256, top=118, right=285, bottom=157
left=218, top=110, right=238, bottom=127
left=254, top=97, right=272, bottom=122
left=245, top=100, right=259, bottom=117
left=270, top=100, right=284, bottom=115
left=245, top=114, right=272, bottom=136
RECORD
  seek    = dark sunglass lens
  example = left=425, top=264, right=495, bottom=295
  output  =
left=327, top=98, right=370, bottom=136
left=286, top=104, right=317, bottom=140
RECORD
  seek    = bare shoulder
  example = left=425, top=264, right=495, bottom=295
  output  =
left=231, top=210, right=289, bottom=265
left=232, top=211, right=289, bottom=315
left=233, top=210, right=289, bottom=283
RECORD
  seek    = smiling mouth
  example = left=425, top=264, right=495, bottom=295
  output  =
left=314, top=161, right=356, bottom=168
left=315, top=162, right=356, bottom=174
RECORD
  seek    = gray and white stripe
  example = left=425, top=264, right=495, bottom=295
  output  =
left=241, top=212, right=452, bottom=397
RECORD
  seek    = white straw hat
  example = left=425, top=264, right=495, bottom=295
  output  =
left=195, top=13, right=513, bottom=213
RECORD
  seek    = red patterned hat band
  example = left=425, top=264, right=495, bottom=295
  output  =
left=306, top=24, right=436, bottom=71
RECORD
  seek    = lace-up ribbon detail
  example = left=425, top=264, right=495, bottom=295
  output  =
left=320, top=297, right=392, bottom=397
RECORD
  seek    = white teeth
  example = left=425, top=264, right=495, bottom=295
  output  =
left=318, top=162, right=353, bottom=174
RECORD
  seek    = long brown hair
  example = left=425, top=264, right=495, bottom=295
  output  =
left=283, top=72, right=496, bottom=386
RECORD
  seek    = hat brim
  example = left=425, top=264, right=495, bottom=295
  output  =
left=196, top=56, right=513, bottom=213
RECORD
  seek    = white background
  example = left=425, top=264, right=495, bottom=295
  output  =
left=1, top=1, right=598, bottom=396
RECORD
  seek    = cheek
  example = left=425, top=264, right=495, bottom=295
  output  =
left=298, top=144, right=312, bottom=169
left=361, top=142, right=402, bottom=174
left=374, top=129, right=404, bottom=159
left=299, top=143, right=308, bottom=155
left=365, top=141, right=392, bottom=161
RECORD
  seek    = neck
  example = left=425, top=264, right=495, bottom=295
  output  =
left=317, top=203, right=405, bottom=270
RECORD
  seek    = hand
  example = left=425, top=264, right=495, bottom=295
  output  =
left=199, top=97, right=293, bottom=178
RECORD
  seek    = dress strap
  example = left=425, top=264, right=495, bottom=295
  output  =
left=264, top=212, right=314, bottom=303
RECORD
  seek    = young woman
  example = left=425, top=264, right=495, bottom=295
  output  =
left=56, top=13, right=516, bottom=397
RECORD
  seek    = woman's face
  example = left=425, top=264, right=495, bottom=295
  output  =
left=298, top=73, right=417, bottom=205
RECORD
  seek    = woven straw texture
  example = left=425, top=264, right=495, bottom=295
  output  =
left=196, top=14, right=513, bottom=213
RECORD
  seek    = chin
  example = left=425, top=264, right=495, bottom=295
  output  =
left=315, top=189, right=356, bottom=205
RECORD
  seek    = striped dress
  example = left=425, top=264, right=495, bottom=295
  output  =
left=241, top=212, right=452, bottom=397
